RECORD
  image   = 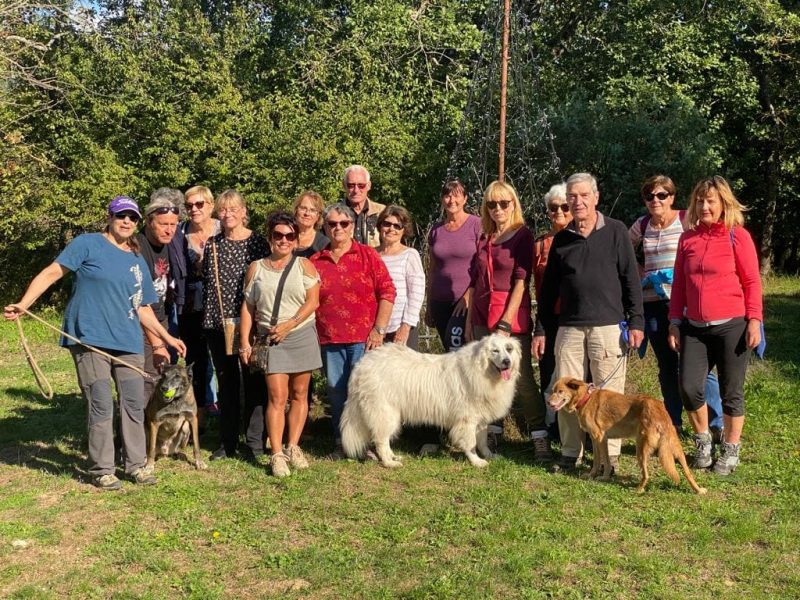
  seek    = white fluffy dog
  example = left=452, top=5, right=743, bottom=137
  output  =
left=340, top=334, right=522, bottom=468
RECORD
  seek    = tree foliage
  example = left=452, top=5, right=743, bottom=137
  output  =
left=1, top=0, right=799, bottom=301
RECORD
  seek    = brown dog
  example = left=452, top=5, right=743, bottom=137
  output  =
left=145, top=364, right=206, bottom=471
left=549, top=377, right=706, bottom=494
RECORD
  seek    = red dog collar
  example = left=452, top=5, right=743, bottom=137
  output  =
left=575, top=385, right=594, bottom=410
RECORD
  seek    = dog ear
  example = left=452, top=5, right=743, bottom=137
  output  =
left=185, top=362, right=194, bottom=382
left=566, top=378, right=584, bottom=391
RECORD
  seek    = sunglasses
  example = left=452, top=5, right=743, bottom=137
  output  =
left=150, top=206, right=180, bottom=215
left=380, top=221, right=403, bottom=231
left=346, top=183, right=368, bottom=190
left=548, top=203, right=570, bottom=213
left=326, top=220, right=352, bottom=229
left=644, top=191, right=672, bottom=202
left=486, top=200, right=512, bottom=210
left=184, top=200, right=206, bottom=211
left=113, top=211, right=140, bottom=223
left=271, top=230, right=297, bottom=242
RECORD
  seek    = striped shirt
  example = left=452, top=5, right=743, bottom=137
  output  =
left=380, top=248, right=426, bottom=332
left=629, top=214, right=685, bottom=302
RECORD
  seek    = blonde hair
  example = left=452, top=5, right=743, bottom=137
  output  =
left=292, top=190, right=325, bottom=230
left=684, top=176, right=746, bottom=231
left=185, top=185, right=214, bottom=206
left=480, top=180, right=524, bottom=235
left=215, top=189, right=248, bottom=225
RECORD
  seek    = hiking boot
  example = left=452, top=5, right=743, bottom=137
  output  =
left=550, top=455, right=579, bottom=474
left=93, top=474, right=122, bottom=491
left=712, top=442, right=740, bottom=476
left=692, top=432, right=713, bottom=469
left=327, top=443, right=346, bottom=461
left=130, top=468, right=157, bottom=486
left=286, top=445, right=309, bottom=470
left=270, top=452, right=291, bottom=477
left=531, top=432, right=554, bottom=462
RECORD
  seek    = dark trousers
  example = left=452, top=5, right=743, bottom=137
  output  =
left=206, top=329, right=267, bottom=455
left=679, top=318, right=750, bottom=418
left=428, top=299, right=460, bottom=352
left=644, top=301, right=682, bottom=427
left=538, top=319, right=558, bottom=394
left=179, top=311, right=212, bottom=408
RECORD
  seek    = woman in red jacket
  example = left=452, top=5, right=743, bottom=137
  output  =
left=667, top=176, right=762, bottom=475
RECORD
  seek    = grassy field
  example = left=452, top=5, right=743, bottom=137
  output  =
left=1, top=278, right=799, bottom=599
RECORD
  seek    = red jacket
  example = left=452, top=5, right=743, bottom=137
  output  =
left=669, top=223, right=762, bottom=323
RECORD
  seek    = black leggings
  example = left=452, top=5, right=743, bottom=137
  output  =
left=428, top=299, right=461, bottom=352
left=679, top=318, right=750, bottom=418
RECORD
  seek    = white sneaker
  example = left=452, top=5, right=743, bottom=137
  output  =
left=286, top=445, right=309, bottom=470
left=270, top=453, right=291, bottom=477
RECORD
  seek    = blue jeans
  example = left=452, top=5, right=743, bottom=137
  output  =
left=321, top=343, right=366, bottom=441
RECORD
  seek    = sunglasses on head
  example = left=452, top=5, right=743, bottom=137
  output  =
left=486, top=200, right=512, bottom=210
left=380, top=221, right=403, bottom=231
left=271, top=230, right=297, bottom=242
left=346, top=182, right=367, bottom=190
left=151, top=206, right=179, bottom=216
left=644, top=191, right=672, bottom=202
left=184, top=200, right=206, bottom=210
left=113, top=211, right=140, bottom=223
left=326, top=220, right=352, bottom=230
left=548, top=203, right=570, bottom=213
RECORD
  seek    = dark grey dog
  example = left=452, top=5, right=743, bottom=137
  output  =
left=145, top=364, right=206, bottom=471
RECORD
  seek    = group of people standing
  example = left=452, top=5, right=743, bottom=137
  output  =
left=4, top=165, right=763, bottom=487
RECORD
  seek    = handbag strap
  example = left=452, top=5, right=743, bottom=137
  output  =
left=211, top=238, right=226, bottom=320
left=269, top=254, right=298, bottom=327
left=486, top=237, right=495, bottom=293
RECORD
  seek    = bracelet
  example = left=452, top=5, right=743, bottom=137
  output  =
left=151, top=344, right=166, bottom=351
left=238, top=346, right=252, bottom=353
left=495, top=320, right=512, bottom=333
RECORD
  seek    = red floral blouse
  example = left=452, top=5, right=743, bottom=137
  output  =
left=310, top=241, right=397, bottom=345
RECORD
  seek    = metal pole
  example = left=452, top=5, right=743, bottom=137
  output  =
left=498, top=0, right=510, bottom=182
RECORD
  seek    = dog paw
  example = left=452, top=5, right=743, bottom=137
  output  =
left=469, top=457, right=489, bottom=468
left=697, top=487, right=708, bottom=495
left=581, top=472, right=594, bottom=481
left=381, top=459, right=403, bottom=468
left=597, top=475, right=612, bottom=482
left=195, top=460, right=208, bottom=470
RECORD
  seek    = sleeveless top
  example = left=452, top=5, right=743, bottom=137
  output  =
left=243, top=257, right=319, bottom=331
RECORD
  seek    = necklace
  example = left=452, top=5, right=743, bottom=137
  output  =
left=267, top=255, right=291, bottom=270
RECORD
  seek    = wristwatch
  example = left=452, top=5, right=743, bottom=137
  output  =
left=373, top=325, right=387, bottom=335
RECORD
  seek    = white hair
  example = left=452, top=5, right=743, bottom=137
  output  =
left=343, top=164, right=371, bottom=184
left=544, top=183, right=567, bottom=205
left=565, top=173, right=598, bottom=195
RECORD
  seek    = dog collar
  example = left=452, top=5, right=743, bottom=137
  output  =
left=575, top=386, right=594, bottom=410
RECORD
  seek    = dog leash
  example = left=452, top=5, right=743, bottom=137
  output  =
left=592, top=347, right=635, bottom=391
left=11, top=307, right=155, bottom=399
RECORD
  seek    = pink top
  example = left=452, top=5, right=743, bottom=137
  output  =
left=310, top=241, right=397, bottom=345
left=669, top=223, right=763, bottom=323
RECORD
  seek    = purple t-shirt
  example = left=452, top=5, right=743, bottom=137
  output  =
left=427, top=214, right=482, bottom=302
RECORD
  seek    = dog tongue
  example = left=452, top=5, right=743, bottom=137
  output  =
left=501, top=368, right=511, bottom=381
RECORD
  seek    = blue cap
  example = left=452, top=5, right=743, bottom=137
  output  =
left=107, top=196, right=141, bottom=218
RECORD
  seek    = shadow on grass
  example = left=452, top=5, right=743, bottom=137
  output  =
left=0, top=388, right=88, bottom=478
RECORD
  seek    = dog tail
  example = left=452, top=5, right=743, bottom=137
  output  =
left=669, top=433, right=708, bottom=495
left=340, top=402, right=370, bottom=460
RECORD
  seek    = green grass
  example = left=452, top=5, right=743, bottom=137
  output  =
left=1, top=277, right=799, bottom=599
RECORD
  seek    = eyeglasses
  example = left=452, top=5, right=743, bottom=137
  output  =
left=297, top=206, right=319, bottom=215
left=486, top=200, right=512, bottom=210
left=271, top=230, right=297, bottom=242
left=150, top=206, right=179, bottom=216
left=380, top=221, right=403, bottom=231
left=113, top=212, right=140, bottom=223
left=184, top=200, right=206, bottom=211
left=218, top=206, right=242, bottom=215
left=548, top=203, right=570, bottom=213
left=644, top=191, right=672, bottom=202
left=346, top=183, right=368, bottom=190
left=326, top=220, right=352, bottom=229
